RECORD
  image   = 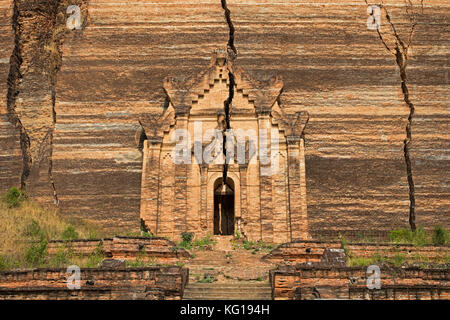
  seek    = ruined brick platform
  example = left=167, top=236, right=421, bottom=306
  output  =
left=271, top=265, right=450, bottom=300
left=0, top=266, right=189, bottom=300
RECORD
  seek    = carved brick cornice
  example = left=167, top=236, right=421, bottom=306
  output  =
left=272, top=107, right=309, bottom=140
left=139, top=106, right=175, bottom=144
left=231, top=66, right=284, bottom=116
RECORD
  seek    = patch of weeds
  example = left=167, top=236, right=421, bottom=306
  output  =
left=347, top=257, right=374, bottom=267
left=177, top=232, right=195, bottom=250
left=235, top=230, right=242, bottom=240
left=388, top=226, right=429, bottom=246
left=197, top=274, right=215, bottom=283
left=50, top=245, right=72, bottom=267
left=85, top=242, right=105, bottom=268
left=25, top=234, right=48, bottom=267
left=177, top=240, right=192, bottom=250
left=24, top=219, right=42, bottom=238
left=391, top=253, right=406, bottom=267
left=4, top=187, right=27, bottom=208
left=236, top=240, right=273, bottom=253
left=176, top=261, right=185, bottom=267
left=445, top=255, right=450, bottom=265
left=87, top=229, right=98, bottom=240
left=181, top=232, right=194, bottom=243
left=340, top=236, right=350, bottom=258
left=256, top=277, right=263, bottom=282
left=192, top=234, right=216, bottom=249
left=371, top=252, right=384, bottom=264
left=141, top=231, right=154, bottom=238
left=432, top=225, right=448, bottom=245
left=61, top=225, right=79, bottom=241
left=0, top=255, right=14, bottom=271
left=126, top=259, right=147, bottom=268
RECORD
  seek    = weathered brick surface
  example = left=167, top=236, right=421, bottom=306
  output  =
left=47, top=236, right=190, bottom=262
left=0, top=266, right=189, bottom=300
left=0, top=1, right=448, bottom=238
left=271, top=265, right=450, bottom=300
left=263, top=240, right=450, bottom=263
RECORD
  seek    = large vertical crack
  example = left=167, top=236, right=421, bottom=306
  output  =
left=221, top=0, right=237, bottom=57
left=6, top=0, right=32, bottom=190
left=220, top=0, right=237, bottom=188
left=366, top=1, right=423, bottom=231
left=6, top=0, right=86, bottom=204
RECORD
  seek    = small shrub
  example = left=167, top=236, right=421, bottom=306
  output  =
left=62, top=225, right=79, bottom=241
left=141, top=231, right=154, bottom=238
left=25, top=235, right=48, bottom=267
left=432, top=225, right=448, bottom=245
left=4, top=187, right=26, bottom=208
left=340, top=236, right=349, bottom=257
left=181, top=232, right=194, bottom=244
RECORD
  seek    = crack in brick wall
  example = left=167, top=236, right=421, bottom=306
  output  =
left=220, top=0, right=237, bottom=188
left=366, top=0, right=424, bottom=231
left=6, top=0, right=31, bottom=189
left=6, top=0, right=88, bottom=204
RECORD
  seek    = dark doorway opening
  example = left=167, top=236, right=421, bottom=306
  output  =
left=213, top=178, right=235, bottom=236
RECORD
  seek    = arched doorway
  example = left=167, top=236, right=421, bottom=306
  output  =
left=213, top=178, right=235, bottom=235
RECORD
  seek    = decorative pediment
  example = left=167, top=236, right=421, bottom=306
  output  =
left=162, top=49, right=284, bottom=117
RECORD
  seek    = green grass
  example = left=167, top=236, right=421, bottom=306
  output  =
left=197, top=274, right=215, bottom=283
left=387, top=225, right=450, bottom=246
left=177, top=234, right=217, bottom=251
left=0, top=188, right=105, bottom=270
left=233, top=239, right=274, bottom=253
left=389, top=226, right=428, bottom=246
left=432, top=225, right=449, bottom=245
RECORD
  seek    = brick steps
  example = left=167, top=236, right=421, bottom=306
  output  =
left=183, top=283, right=272, bottom=300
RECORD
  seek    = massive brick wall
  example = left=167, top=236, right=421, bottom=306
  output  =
left=226, top=0, right=449, bottom=237
left=0, top=1, right=448, bottom=236
left=271, top=265, right=450, bottom=300
left=0, top=266, right=189, bottom=300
